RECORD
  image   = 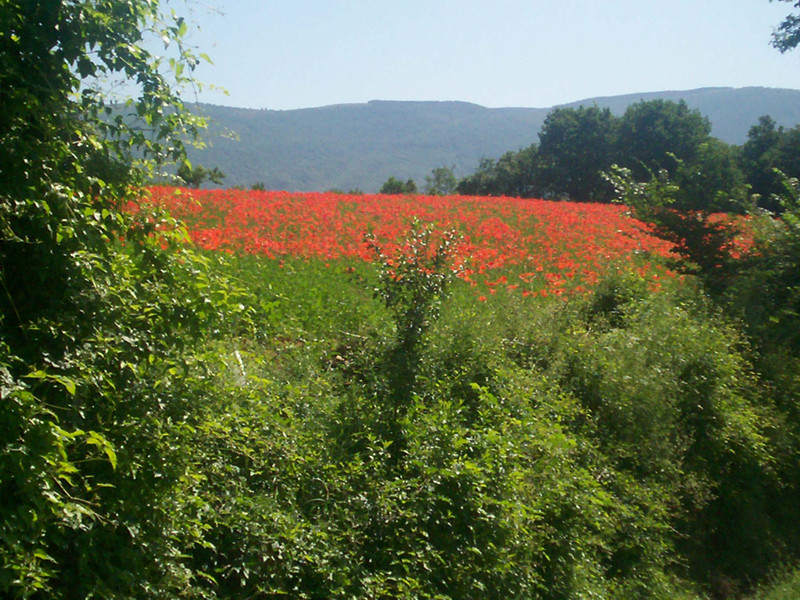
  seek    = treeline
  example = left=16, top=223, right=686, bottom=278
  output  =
left=452, top=100, right=799, bottom=212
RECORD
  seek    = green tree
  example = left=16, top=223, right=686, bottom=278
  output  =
left=674, top=138, right=747, bottom=211
left=742, top=115, right=783, bottom=205
left=456, top=145, right=540, bottom=197
left=0, top=0, right=208, bottom=341
left=742, top=116, right=800, bottom=211
left=177, top=161, right=226, bottom=188
left=731, top=172, right=800, bottom=352
left=424, top=165, right=458, bottom=195
left=616, top=99, right=712, bottom=181
left=771, top=0, right=800, bottom=52
left=604, top=165, right=741, bottom=294
left=536, top=105, right=617, bottom=202
left=380, top=176, right=417, bottom=194
left=0, top=2, right=229, bottom=597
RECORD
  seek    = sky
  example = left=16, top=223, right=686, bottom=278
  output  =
left=176, top=0, right=800, bottom=111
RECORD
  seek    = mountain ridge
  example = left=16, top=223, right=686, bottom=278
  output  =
left=187, top=86, right=800, bottom=192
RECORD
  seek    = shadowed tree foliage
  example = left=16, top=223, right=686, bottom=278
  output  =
left=674, top=138, right=746, bottom=212
left=424, top=165, right=458, bottom=195
left=380, top=176, right=418, bottom=194
left=536, top=105, right=617, bottom=202
left=771, top=0, right=800, bottom=51
left=457, top=145, right=540, bottom=197
left=177, top=161, right=226, bottom=188
left=0, top=2, right=232, bottom=597
left=742, top=116, right=800, bottom=211
left=616, top=99, right=712, bottom=181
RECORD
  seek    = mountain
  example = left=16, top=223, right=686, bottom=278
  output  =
left=186, top=87, right=800, bottom=192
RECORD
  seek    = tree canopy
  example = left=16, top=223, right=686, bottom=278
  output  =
left=771, top=0, right=800, bottom=51
left=536, top=105, right=617, bottom=202
left=615, top=99, right=712, bottom=180
left=423, top=165, right=458, bottom=195
left=457, top=99, right=734, bottom=208
left=380, top=175, right=418, bottom=194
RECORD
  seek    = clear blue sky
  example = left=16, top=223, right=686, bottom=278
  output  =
left=178, top=0, right=800, bottom=110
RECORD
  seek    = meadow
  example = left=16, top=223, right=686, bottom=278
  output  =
left=115, top=187, right=796, bottom=599
left=145, top=186, right=679, bottom=296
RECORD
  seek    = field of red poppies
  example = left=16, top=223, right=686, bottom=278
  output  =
left=116, top=186, right=799, bottom=600
left=145, top=186, right=681, bottom=298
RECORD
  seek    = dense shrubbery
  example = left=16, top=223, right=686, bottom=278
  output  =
left=166, top=246, right=795, bottom=599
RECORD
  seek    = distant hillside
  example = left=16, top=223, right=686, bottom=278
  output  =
left=187, top=87, right=800, bottom=192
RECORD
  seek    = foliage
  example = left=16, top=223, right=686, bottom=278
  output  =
left=423, top=165, right=458, bottom=195
left=616, top=99, right=713, bottom=181
left=747, top=566, right=800, bottom=600
left=728, top=172, right=800, bottom=353
left=363, top=223, right=460, bottom=462
left=5, top=1, right=800, bottom=597
left=742, top=116, right=800, bottom=211
left=0, top=1, right=228, bottom=597
left=604, top=164, right=742, bottom=294
left=456, top=145, right=540, bottom=197
left=177, top=162, right=226, bottom=188
left=380, top=176, right=418, bottom=194
left=771, top=0, right=800, bottom=52
left=674, top=138, right=747, bottom=212
left=536, top=105, right=617, bottom=202
left=455, top=99, right=744, bottom=210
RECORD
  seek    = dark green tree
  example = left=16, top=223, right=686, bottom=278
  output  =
left=616, top=99, right=712, bottom=181
left=742, top=116, right=800, bottom=211
left=380, top=176, right=417, bottom=194
left=732, top=173, right=800, bottom=351
left=674, top=138, right=747, bottom=211
left=456, top=145, right=540, bottom=197
left=604, top=165, right=741, bottom=294
left=536, top=105, right=617, bottom=202
left=771, top=0, right=800, bottom=51
left=0, top=2, right=230, bottom=597
left=741, top=115, right=783, bottom=205
left=177, top=161, right=226, bottom=188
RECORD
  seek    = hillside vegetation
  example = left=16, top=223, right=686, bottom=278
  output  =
left=187, top=87, right=800, bottom=192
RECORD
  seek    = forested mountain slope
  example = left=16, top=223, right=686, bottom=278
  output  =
left=188, top=87, right=800, bottom=191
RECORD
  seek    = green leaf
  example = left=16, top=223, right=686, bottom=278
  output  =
left=86, top=431, right=118, bottom=470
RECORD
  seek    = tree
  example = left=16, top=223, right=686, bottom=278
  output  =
left=536, top=105, right=617, bottom=202
left=0, top=0, right=207, bottom=338
left=604, top=165, right=741, bottom=294
left=771, top=0, right=800, bottom=51
left=742, top=116, right=800, bottom=211
left=424, top=165, right=458, bottom=195
left=177, top=161, right=226, bottom=187
left=0, top=2, right=226, bottom=597
left=674, top=138, right=747, bottom=211
left=731, top=172, right=800, bottom=351
left=456, top=145, right=540, bottom=198
left=380, top=176, right=418, bottom=194
left=616, top=99, right=712, bottom=181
